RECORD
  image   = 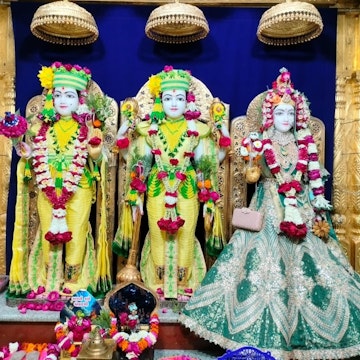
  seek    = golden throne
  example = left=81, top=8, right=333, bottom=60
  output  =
left=228, top=92, right=325, bottom=238
left=116, top=75, right=231, bottom=276
left=6, top=80, right=119, bottom=299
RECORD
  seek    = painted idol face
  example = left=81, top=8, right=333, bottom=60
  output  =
left=273, top=103, right=295, bottom=133
left=162, top=89, right=187, bottom=120
left=53, top=87, right=80, bottom=117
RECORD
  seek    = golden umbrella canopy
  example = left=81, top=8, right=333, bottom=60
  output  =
left=257, top=0, right=323, bottom=46
left=145, top=0, right=209, bottom=44
left=30, top=0, right=99, bottom=46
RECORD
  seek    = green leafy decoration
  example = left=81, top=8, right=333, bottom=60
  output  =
left=86, top=93, right=113, bottom=123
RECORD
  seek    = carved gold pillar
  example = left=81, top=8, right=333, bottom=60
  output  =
left=333, top=9, right=360, bottom=271
left=0, top=4, right=15, bottom=275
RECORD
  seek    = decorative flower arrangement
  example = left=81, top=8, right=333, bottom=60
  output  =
left=240, top=132, right=263, bottom=165
left=196, top=157, right=220, bottom=214
left=116, top=98, right=140, bottom=150
left=55, top=313, right=92, bottom=358
left=86, top=93, right=113, bottom=130
left=0, top=111, right=32, bottom=163
left=210, top=98, right=231, bottom=148
left=108, top=312, right=159, bottom=360
left=0, top=111, right=28, bottom=140
left=0, top=342, right=60, bottom=360
left=126, top=160, right=148, bottom=209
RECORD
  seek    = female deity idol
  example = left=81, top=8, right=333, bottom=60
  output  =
left=179, top=68, right=360, bottom=359
left=113, top=66, right=230, bottom=300
left=5, top=62, right=112, bottom=297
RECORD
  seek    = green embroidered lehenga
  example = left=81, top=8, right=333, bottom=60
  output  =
left=179, top=169, right=360, bottom=360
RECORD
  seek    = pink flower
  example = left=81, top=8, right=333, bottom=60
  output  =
left=37, top=286, right=45, bottom=295
left=157, top=171, right=168, bottom=180
left=163, top=65, right=174, bottom=72
left=88, top=136, right=102, bottom=146
left=187, top=92, right=196, bottom=102
left=198, top=189, right=210, bottom=202
left=116, top=137, right=130, bottom=149
left=148, top=129, right=158, bottom=136
left=210, top=191, right=220, bottom=202
left=187, top=130, right=199, bottom=137
left=184, top=152, right=194, bottom=158
left=52, top=61, right=62, bottom=68
left=280, top=221, right=307, bottom=239
left=170, top=158, right=179, bottom=166
left=119, top=312, right=129, bottom=326
left=63, top=63, right=72, bottom=71
left=219, top=136, right=231, bottom=147
left=184, top=110, right=201, bottom=120
left=130, top=178, right=146, bottom=193
left=26, top=290, right=36, bottom=299
left=152, top=149, right=161, bottom=155
left=47, top=291, right=60, bottom=302
left=176, top=171, right=187, bottom=181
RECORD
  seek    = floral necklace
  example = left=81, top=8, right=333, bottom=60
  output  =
left=32, top=119, right=88, bottom=245
left=262, top=128, right=310, bottom=240
left=109, top=313, right=159, bottom=360
left=148, top=118, right=199, bottom=234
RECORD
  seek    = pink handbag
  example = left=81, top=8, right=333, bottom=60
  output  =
left=232, top=207, right=264, bottom=232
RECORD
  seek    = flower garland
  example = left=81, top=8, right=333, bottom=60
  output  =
left=109, top=313, right=159, bottom=360
left=263, top=127, right=332, bottom=240
left=149, top=120, right=198, bottom=234
left=0, top=342, right=60, bottom=360
left=32, top=121, right=89, bottom=244
left=54, top=314, right=92, bottom=358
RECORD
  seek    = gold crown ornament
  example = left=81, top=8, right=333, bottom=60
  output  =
left=257, top=0, right=323, bottom=46
left=145, top=0, right=209, bottom=44
left=30, top=0, right=99, bottom=46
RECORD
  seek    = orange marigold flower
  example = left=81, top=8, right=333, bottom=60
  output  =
left=204, top=179, right=212, bottom=189
left=120, top=341, right=129, bottom=352
left=138, top=338, right=148, bottom=351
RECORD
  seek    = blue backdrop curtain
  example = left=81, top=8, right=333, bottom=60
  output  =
left=7, top=3, right=337, bottom=273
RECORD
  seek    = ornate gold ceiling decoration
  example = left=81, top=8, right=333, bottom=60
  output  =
left=145, top=0, right=209, bottom=44
left=257, top=0, right=324, bottom=46
left=30, top=0, right=99, bottom=46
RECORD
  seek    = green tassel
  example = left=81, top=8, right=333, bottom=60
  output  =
left=150, top=97, right=165, bottom=122
left=92, top=162, right=100, bottom=181
left=23, top=160, right=32, bottom=183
